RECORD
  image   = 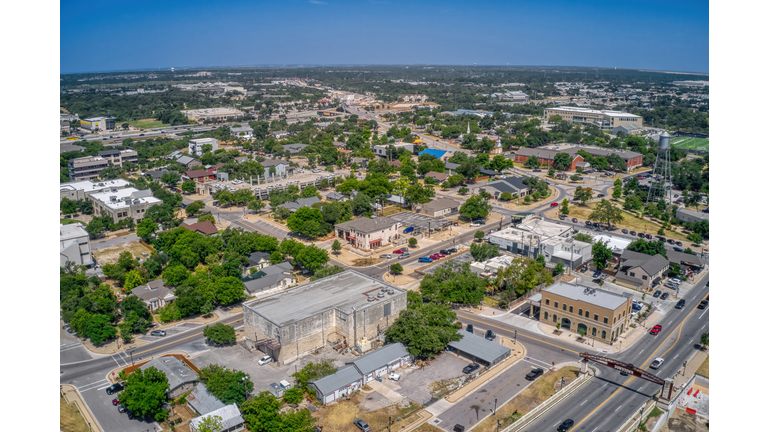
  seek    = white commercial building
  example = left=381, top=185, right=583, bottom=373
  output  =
left=89, top=187, right=162, bottom=223
left=59, top=179, right=131, bottom=202
left=60, top=223, right=93, bottom=267
left=189, top=138, right=219, bottom=156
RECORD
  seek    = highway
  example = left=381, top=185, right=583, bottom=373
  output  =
left=61, top=124, right=219, bottom=145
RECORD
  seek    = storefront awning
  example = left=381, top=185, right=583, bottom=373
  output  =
left=347, top=235, right=356, bottom=240
left=370, top=238, right=382, bottom=243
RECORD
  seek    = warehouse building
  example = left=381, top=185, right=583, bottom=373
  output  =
left=448, top=331, right=511, bottom=367
left=243, top=270, right=407, bottom=365
left=181, top=107, right=243, bottom=122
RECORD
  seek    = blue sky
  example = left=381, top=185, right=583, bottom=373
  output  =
left=60, top=0, right=708, bottom=74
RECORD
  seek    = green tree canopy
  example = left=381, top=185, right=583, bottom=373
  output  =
left=460, top=195, right=492, bottom=221
left=118, top=366, right=170, bottom=421
left=203, top=323, right=237, bottom=345
left=385, top=302, right=462, bottom=358
left=420, top=262, right=487, bottom=305
left=588, top=199, right=624, bottom=228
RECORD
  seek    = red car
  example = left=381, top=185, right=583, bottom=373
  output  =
left=550, top=202, right=559, bottom=207
left=429, top=254, right=442, bottom=260
left=434, top=253, right=445, bottom=258
left=650, top=325, right=662, bottom=335
left=571, top=218, right=578, bottom=223
left=112, top=398, right=119, bottom=406
left=638, top=176, right=644, bottom=180
left=393, top=249, right=405, bottom=254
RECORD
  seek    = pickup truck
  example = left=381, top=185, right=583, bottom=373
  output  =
left=389, top=372, right=401, bottom=381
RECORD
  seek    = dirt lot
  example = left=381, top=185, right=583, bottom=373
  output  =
left=473, top=367, right=580, bottom=432
left=92, top=241, right=154, bottom=265
left=313, top=391, right=422, bottom=432
left=659, top=408, right=709, bottom=432
left=695, top=355, right=709, bottom=378
left=60, top=393, right=90, bottom=432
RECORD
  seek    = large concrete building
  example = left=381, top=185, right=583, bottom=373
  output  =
left=544, top=106, right=643, bottom=129
left=68, top=150, right=138, bottom=181
left=189, top=138, right=219, bottom=156
left=80, top=117, right=116, bottom=132
left=529, top=281, right=633, bottom=344
left=60, top=223, right=93, bottom=267
left=89, top=187, right=162, bottom=223
left=243, top=270, right=407, bottom=365
left=181, top=107, right=243, bottom=122
left=59, top=179, right=131, bottom=202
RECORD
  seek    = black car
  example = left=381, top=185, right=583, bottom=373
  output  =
left=463, top=363, right=480, bottom=374
left=117, top=405, right=128, bottom=413
left=354, top=419, right=371, bottom=432
left=657, top=236, right=666, bottom=242
left=653, top=290, right=662, bottom=298
left=447, top=247, right=458, bottom=254
left=485, top=330, right=496, bottom=341
left=525, top=368, right=544, bottom=381
left=638, top=232, right=645, bottom=237
left=698, top=300, right=709, bottom=309
left=557, top=419, right=575, bottom=432
left=675, top=299, right=686, bottom=309
left=675, top=241, right=683, bottom=246
left=127, top=411, right=135, bottom=420
left=466, top=324, right=474, bottom=334
left=673, top=247, right=683, bottom=252
left=440, top=249, right=452, bottom=255
left=106, top=383, right=124, bottom=395
left=660, top=292, right=669, bottom=300
left=629, top=230, right=636, bottom=235
left=667, top=239, right=675, bottom=244
left=139, top=133, right=145, bottom=136
left=585, top=221, right=592, bottom=226
left=621, top=229, right=628, bottom=234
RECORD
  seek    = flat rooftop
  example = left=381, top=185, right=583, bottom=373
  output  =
left=517, top=216, right=572, bottom=238
left=244, top=270, right=404, bottom=327
left=89, top=187, right=161, bottom=210
left=60, top=179, right=131, bottom=193
left=546, top=106, right=641, bottom=118
left=544, top=281, right=632, bottom=311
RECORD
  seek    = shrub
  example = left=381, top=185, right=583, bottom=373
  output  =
left=408, top=237, right=417, bottom=247
left=283, top=387, right=303, bottom=404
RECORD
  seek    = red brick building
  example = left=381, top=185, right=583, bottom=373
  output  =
left=514, top=145, right=643, bottom=172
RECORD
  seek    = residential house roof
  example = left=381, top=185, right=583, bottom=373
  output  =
left=131, top=280, right=175, bottom=302
left=620, top=250, right=669, bottom=275
left=144, top=170, right=165, bottom=180
left=279, top=196, right=321, bottom=212
left=345, top=343, right=410, bottom=375
left=666, top=250, right=703, bottom=267
left=242, top=272, right=293, bottom=294
left=421, top=198, right=460, bottom=213
left=335, top=216, right=398, bottom=234
left=425, top=171, right=449, bottom=182
left=177, top=155, right=199, bottom=166
left=189, top=404, right=244, bottom=432
left=247, top=251, right=271, bottom=267
left=180, top=221, right=219, bottom=235
left=185, top=169, right=214, bottom=179
left=325, top=191, right=346, bottom=200
left=139, top=356, right=197, bottom=391
left=186, top=383, right=226, bottom=416
left=282, top=143, right=309, bottom=154
left=310, top=366, right=362, bottom=395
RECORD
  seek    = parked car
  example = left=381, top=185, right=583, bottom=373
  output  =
left=675, top=299, right=686, bottom=309
left=462, top=363, right=480, bottom=374
left=418, top=256, right=433, bottom=263
left=117, top=405, right=128, bottom=413
left=592, top=270, right=602, bottom=278
left=440, top=249, right=452, bottom=255
left=698, top=300, right=709, bottom=309
left=638, top=232, right=645, bottom=237
left=657, top=236, right=666, bottom=242
left=470, top=221, right=483, bottom=227
left=112, top=398, right=120, bottom=406
left=354, top=419, right=371, bottom=432
left=379, top=254, right=393, bottom=259
left=665, top=282, right=678, bottom=289
left=650, top=358, right=664, bottom=369
left=393, top=249, right=406, bottom=254
left=447, top=247, right=458, bottom=254
left=675, top=241, right=683, bottom=246
left=660, top=292, right=669, bottom=300
left=429, top=254, right=441, bottom=260
left=106, top=383, right=124, bottom=395
left=667, top=239, right=675, bottom=244
left=650, top=325, right=662, bottom=335
left=585, top=220, right=592, bottom=226
left=572, top=218, right=578, bottom=223
left=557, top=419, right=575, bottom=432
left=653, top=290, right=662, bottom=298
left=150, top=330, right=166, bottom=337
left=398, top=252, right=410, bottom=259
left=403, top=226, right=415, bottom=234
left=670, top=277, right=682, bottom=284
left=258, top=355, right=272, bottom=366
left=621, top=229, right=628, bottom=234
left=525, top=368, right=544, bottom=381
left=645, top=234, right=653, bottom=239
left=466, top=324, right=474, bottom=334
left=389, top=372, right=401, bottom=381
left=629, top=230, right=636, bottom=235
left=559, top=215, right=566, bottom=220
left=550, top=202, right=559, bottom=207
left=673, top=247, right=683, bottom=252
left=632, top=302, right=643, bottom=311
left=485, top=330, right=496, bottom=341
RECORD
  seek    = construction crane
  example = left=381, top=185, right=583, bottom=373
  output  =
left=579, top=352, right=674, bottom=401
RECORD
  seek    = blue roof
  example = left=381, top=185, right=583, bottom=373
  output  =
left=419, top=148, right=448, bottom=159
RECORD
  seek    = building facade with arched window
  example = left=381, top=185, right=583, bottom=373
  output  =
left=530, top=281, right=633, bottom=344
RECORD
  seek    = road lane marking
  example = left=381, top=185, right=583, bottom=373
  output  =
left=456, top=313, right=580, bottom=355
left=699, top=307, right=708, bottom=319
left=638, top=349, right=644, bottom=355
left=134, top=317, right=243, bottom=356
left=638, top=386, right=643, bottom=392
left=615, top=405, right=622, bottom=412
left=60, top=345, right=86, bottom=353
left=111, top=355, right=122, bottom=368
left=581, top=399, right=589, bottom=406
left=674, top=354, right=678, bottom=359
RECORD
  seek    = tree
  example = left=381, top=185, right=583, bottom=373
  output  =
left=589, top=199, right=624, bottom=228
left=553, top=261, right=565, bottom=276
left=181, top=180, right=196, bottom=194
left=458, top=186, right=469, bottom=195
left=524, top=156, right=541, bottom=169
left=385, top=302, right=462, bottom=358
left=160, top=171, right=181, bottom=186
left=687, top=232, right=703, bottom=243
left=214, top=277, right=246, bottom=305
left=61, top=198, right=78, bottom=215
left=570, top=174, right=581, bottom=182
left=137, top=218, right=158, bottom=241
left=118, top=366, right=170, bottom=421
left=295, top=245, right=330, bottom=272
left=185, top=200, right=205, bottom=216
left=612, top=185, right=622, bottom=199
left=548, top=166, right=556, bottom=176
left=573, top=233, right=593, bottom=243
left=123, top=269, right=144, bottom=294
left=560, top=199, right=570, bottom=215
left=309, top=265, right=344, bottom=281
left=198, top=364, right=254, bottom=405
left=350, top=192, right=373, bottom=215
left=283, top=387, right=303, bottom=404
left=700, top=332, right=709, bottom=350
left=196, top=414, right=224, bottom=432
left=274, top=206, right=291, bottom=220
left=204, top=323, right=237, bottom=345
left=592, top=240, right=613, bottom=270
left=460, top=195, right=492, bottom=221
left=86, top=217, right=106, bottom=239
left=292, top=358, right=337, bottom=393
left=331, top=239, right=342, bottom=255
left=626, top=239, right=668, bottom=258
left=287, top=207, right=329, bottom=238
left=470, top=242, right=499, bottom=261
left=390, top=263, right=403, bottom=275
left=248, top=199, right=265, bottom=214
left=499, top=191, right=513, bottom=201
left=474, top=230, right=485, bottom=241
left=553, top=153, right=573, bottom=171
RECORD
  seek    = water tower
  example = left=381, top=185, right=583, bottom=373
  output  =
left=645, top=130, right=672, bottom=205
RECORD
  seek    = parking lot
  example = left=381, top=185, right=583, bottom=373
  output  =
left=395, top=352, right=474, bottom=405
left=421, top=251, right=475, bottom=274
left=388, top=212, right=454, bottom=234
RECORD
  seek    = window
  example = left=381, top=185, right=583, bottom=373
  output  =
left=544, top=311, right=549, bottom=320
left=554, top=302, right=559, bottom=308
left=545, top=299, right=550, bottom=306
left=614, top=317, right=616, bottom=324
left=601, top=330, right=606, bottom=339
left=642, top=275, right=648, bottom=280
left=569, top=306, right=573, bottom=313
left=604, top=317, right=608, bottom=324
left=579, top=309, right=583, bottom=316
left=585, top=311, right=590, bottom=319
left=563, top=304, right=567, bottom=311
left=592, top=327, right=597, bottom=336
left=553, top=314, right=558, bottom=323
left=594, top=314, right=598, bottom=321
left=630, top=272, right=635, bottom=277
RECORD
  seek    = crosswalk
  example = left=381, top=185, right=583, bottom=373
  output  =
left=77, top=378, right=113, bottom=393
left=60, top=342, right=84, bottom=353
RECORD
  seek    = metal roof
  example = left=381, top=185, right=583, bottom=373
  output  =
left=448, top=331, right=511, bottom=364
left=189, top=404, right=244, bottom=432
left=544, top=281, right=632, bottom=311
left=186, top=383, right=225, bottom=416
left=345, top=343, right=410, bottom=374
left=334, top=216, right=398, bottom=234
left=310, top=365, right=362, bottom=395
left=139, top=356, right=197, bottom=391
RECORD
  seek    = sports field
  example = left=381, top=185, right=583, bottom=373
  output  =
left=671, top=136, right=709, bottom=151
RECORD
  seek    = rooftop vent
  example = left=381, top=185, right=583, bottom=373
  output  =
left=111, top=187, right=118, bottom=192
left=367, top=295, right=375, bottom=302
left=110, top=196, right=117, bottom=202
left=377, top=292, right=385, bottom=299
left=388, top=288, right=395, bottom=295
left=133, top=199, right=140, bottom=204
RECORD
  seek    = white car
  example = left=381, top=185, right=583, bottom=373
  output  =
left=650, top=357, right=664, bottom=369
left=258, top=355, right=273, bottom=366
left=470, top=221, right=483, bottom=227
left=389, top=372, right=401, bottom=381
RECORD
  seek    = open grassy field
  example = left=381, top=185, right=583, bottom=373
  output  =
left=546, top=204, right=689, bottom=241
left=695, top=355, right=709, bottom=378
left=129, top=118, right=166, bottom=129
left=672, top=136, right=709, bottom=151
left=60, top=394, right=90, bottom=432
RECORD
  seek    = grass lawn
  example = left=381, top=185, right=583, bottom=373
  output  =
left=695, top=355, right=709, bottom=378
left=60, top=394, right=90, bottom=432
left=60, top=218, right=85, bottom=225
left=473, top=367, right=580, bottom=432
left=129, top=118, right=166, bottom=129
left=672, top=137, right=709, bottom=152
left=313, top=392, right=422, bottom=432
left=550, top=204, right=689, bottom=241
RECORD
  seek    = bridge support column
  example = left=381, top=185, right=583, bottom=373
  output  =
left=580, top=358, right=589, bottom=375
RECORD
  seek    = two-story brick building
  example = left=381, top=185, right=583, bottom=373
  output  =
left=334, top=216, right=400, bottom=250
left=514, top=144, right=643, bottom=172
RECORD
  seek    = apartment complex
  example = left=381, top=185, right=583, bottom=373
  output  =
left=532, top=281, right=633, bottom=344
left=89, top=187, right=162, bottom=223
left=544, top=106, right=643, bottom=129
left=60, top=223, right=93, bottom=267
left=80, top=117, right=117, bottom=132
left=59, top=179, right=131, bottom=202
left=189, top=138, right=219, bottom=156
left=335, top=216, right=400, bottom=250
left=68, top=150, right=138, bottom=181
left=181, top=107, right=243, bottom=122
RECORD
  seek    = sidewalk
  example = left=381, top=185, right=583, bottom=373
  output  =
left=61, top=385, right=103, bottom=432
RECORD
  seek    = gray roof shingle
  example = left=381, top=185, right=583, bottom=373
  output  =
left=345, top=343, right=410, bottom=375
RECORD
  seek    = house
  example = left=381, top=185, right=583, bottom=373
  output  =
left=186, top=383, right=226, bottom=416
left=416, top=198, right=461, bottom=218
left=244, top=251, right=272, bottom=275
left=138, top=356, right=198, bottom=398
left=184, top=169, right=216, bottom=183
left=424, top=171, right=449, bottom=183
left=345, top=343, right=412, bottom=384
left=282, top=143, right=309, bottom=155
left=615, top=250, right=670, bottom=289
left=241, top=261, right=296, bottom=296
left=143, top=170, right=166, bottom=181
left=260, top=159, right=291, bottom=176
left=189, top=404, right=245, bottom=432
left=481, top=177, right=531, bottom=199
left=335, top=216, right=400, bottom=250
left=234, top=156, right=250, bottom=163
left=177, top=155, right=203, bottom=169
left=131, top=280, right=176, bottom=311
left=325, top=191, right=348, bottom=202
left=60, top=223, right=93, bottom=267
left=676, top=208, right=709, bottom=224
left=278, top=196, right=321, bottom=213
left=666, top=250, right=704, bottom=271
left=309, top=366, right=363, bottom=404
left=271, top=131, right=290, bottom=139
left=229, top=124, right=253, bottom=140
left=180, top=220, right=219, bottom=235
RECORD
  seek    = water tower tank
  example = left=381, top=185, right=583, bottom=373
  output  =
left=659, top=131, right=671, bottom=150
